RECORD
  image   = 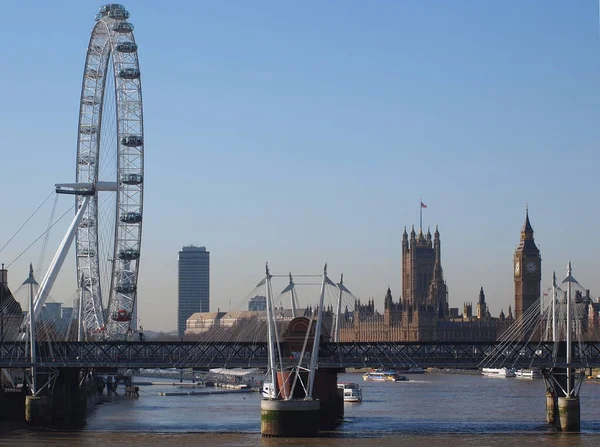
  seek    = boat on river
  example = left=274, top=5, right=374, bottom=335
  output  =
left=363, top=370, right=408, bottom=382
left=515, top=368, right=543, bottom=379
left=262, top=381, right=275, bottom=398
left=337, top=382, right=363, bottom=402
left=481, top=367, right=516, bottom=378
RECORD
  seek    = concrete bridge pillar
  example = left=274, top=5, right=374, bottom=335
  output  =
left=261, top=399, right=320, bottom=437
left=24, top=368, right=97, bottom=429
left=558, top=396, right=580, bottom=432
left=25, top=395, right=52, bottom=426
left=311, top=368, right=344, bottom=430
left=260, top=367, right=344, bottom=437
left=543, top=343, right=582, bottom=432
left=545, top=390, right=557, bottom=426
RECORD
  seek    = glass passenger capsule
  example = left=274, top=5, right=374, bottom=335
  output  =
left=78, top=248, right=96, bottom=257
left=121, top=134, right=143, bottom=147
left=116, top=284, right=137, bottom=294
left=99, top=4, right=126, bottom=14
left=82, top=95, right=101, bottom=106
left=79, top=125, right=97, bottom=135
left=118, top=249, right=140, bottom=260
left=121, top=173, right=143, bottom=185
left=78, top=154, right=96, bottom=165
left=115, top=42, right=137, bottom=53
left=108, top=9, right=129, bottom=20
left=79, top=217, right=95, bottom=228
left=112, top=22, right=134, bottom=33
left=120, top=211, right=142, bottom=224
left=111, top=309, right=132, bottom=322
left=118, top=68, right=140, bottom=79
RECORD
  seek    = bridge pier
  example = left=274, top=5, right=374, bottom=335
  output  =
left=260, top=367, right=344, bottom=437
left=543, top=342, right=582, bottom=432
left=545, top=390, right=556, bottom=426
left=24, top=368, right=100, bottom=429
left=261, top=398, right=320, bottom=437
left=558, top=396, right=580, bottom=432
left=311, top=368, right=344, bottom=430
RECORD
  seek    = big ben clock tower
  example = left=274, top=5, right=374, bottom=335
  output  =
left=514, top=208, right=541, bottom=329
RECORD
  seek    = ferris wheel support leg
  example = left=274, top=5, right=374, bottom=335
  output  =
left=32, top=196, right=91, bottom=320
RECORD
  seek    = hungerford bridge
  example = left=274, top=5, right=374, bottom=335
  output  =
left=1, top=340, right=600, bottom=370
left=3, top=261, right=593, bottom=434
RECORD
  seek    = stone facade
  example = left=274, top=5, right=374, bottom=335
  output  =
left=339, top=222, right=523, bottom=342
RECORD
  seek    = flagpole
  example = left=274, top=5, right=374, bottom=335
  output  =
left=419, top=198, right=422, bottom=231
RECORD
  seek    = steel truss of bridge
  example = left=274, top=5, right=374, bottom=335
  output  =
left=2, top=341, right=600, bottom=369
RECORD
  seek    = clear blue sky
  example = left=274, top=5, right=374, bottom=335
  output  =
left=1, top=1, right=599, bottom=331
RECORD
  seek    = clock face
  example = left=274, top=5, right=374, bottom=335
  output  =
left=526, top=261, right=537, bottom=273
left=515, top=261, right=520, bottom=275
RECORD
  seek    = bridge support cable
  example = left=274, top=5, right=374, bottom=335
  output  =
left=306, top=264, right=328, bottom=399
left=6, top=204, right=76, bottom=270
left=333, top=274, right=345, bottom=343
left=0, top=190, right=55, bottom=257
left=479, top=298, right=543, bottom=369
left=35, top=194, right=60, bottom=279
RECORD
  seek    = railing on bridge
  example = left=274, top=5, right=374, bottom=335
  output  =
left=2, top=341, right=600, bottom=369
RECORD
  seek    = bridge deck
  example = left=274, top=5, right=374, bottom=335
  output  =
left=1, top=341, right=599, bottom=369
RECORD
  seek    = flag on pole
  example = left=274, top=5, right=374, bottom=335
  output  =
left=420, top=202, right=427, bottom=209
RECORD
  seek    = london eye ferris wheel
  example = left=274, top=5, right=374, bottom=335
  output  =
left=73, top=4, right=144, bottom=339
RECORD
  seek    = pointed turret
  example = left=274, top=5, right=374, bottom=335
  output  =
left=434, top=225, right=441, bottom=262
left=477, top=286, right=487, bottom=320
left=417, top=227, right=425, bottom=245
left=516, top=207, right=538, bottom=252
left=384, top=287, right=393, bottom=310
left=522, top=206, right=534, bottom=236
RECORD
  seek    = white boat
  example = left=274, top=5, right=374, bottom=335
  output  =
left=362, top=370, right=408, bottom=382
left=515, top=368, right=543, bottom=379
left=337, top=382, right=363, bottom=402
left=481, top=367, right=516, bottom=378
left=262, top=381, right=276, bottom=398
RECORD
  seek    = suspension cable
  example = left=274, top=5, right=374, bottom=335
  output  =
left=0, top=190, right=55, bottom=256
left=36, top=193, right=60, bottom=277
left=6, top=204, right=75, bottom=268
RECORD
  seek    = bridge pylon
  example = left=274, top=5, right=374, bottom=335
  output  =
left=543, top=265, right=584, bottom=432
left=260, top=264, right=344, bottom=437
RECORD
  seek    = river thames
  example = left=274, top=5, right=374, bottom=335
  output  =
left=3, top=371, right=600, bottom=446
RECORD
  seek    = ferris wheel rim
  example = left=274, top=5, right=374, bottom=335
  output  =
left=75, top=4, right=144, bottom=339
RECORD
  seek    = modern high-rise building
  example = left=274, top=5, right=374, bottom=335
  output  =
left=178, top=245, right=210, bottom=337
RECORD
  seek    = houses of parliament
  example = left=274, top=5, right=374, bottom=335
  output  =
left=338, top=210, right=542, bottom=342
